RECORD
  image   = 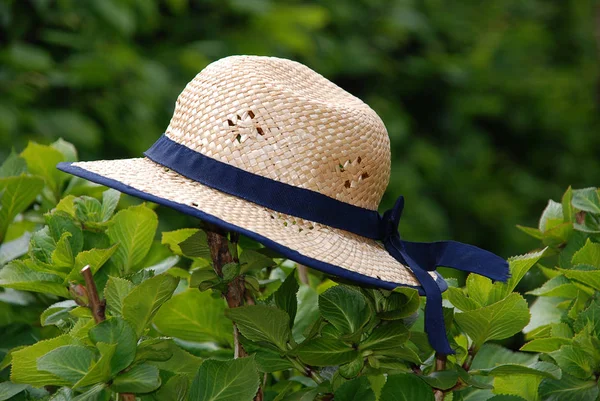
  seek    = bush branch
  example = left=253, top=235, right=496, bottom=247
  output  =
left=205, top=224, right=265, bottom=400
left=81, top=265, right=105, bottom=324
left=81, top=266, right=135, bottom=401
left=205, top=224, right=248, bottom=359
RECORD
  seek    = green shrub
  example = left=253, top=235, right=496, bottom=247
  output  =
left=0, top=141, right=599, bottom=400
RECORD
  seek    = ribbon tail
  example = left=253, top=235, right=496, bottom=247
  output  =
left=402, top=240, right=510, bottom=282
left=384, top=236, right=455, bottom=355
left=406, top=255, right=455, bottom=355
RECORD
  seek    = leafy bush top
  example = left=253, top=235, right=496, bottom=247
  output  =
left=0, top=140, right=599, bottom=401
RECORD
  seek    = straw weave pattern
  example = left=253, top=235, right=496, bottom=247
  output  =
left=165, top=56, right=391, bottom=211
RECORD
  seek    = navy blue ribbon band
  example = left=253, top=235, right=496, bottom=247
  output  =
left=142, top=135, right=509, bottom=354
left=145, top=135, right=382, bottom=240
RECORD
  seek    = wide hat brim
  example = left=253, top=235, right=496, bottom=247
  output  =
left=58, top=157, right=446, bottom=293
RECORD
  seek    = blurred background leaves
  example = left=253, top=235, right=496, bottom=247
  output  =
left=0, top=0, right=598, bottom=257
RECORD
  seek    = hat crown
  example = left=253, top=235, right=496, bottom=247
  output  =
left=165, top=56, right=391, bottom=211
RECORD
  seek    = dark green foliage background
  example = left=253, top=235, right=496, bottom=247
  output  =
left=1, top=0, right=599, bottom=256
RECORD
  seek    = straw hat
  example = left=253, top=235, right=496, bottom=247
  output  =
left=58, top=55, right=508, bottom=354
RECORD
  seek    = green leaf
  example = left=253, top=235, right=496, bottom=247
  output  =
left=41, top=300, right=77, bottom=326
left=48, top=387, right=73, bottom=401
left=101, top=189, right=120, bottom=221
left=527, top=275, right=580, bottom=298
left=294, top=337, right=358, bottom=366
left=454, top=293, right=530, bottom=348
left=520, top=337, right=572, bottom=353
left=273, top=271, right=299, bottom=326
left=465, top=273, right=494, bottom=307
left=239, top=249, right=276, bottom=272
left=371, top=343, right=422, bottom=363
left=89, top=317, right=137, bottom=375
left=106, top=204, right=158, bottom=273
left=46, top=211, right=83, bottom=256
left=0, top=382, right=28, bottom=401
left=0, top=175, right=44, bottom=241
left=523, top=297, right=564, bottom=334
left=377, top=287, right=420, bottom=320
left=418, top=371, right=459, bottom=390
left=359, top=321, right=409, bottom=352
left=550, top=345, right=595, bottom=379
left=134, top=338, right=173, bottom=363
left=189, top=357, right=260, bottom=401
left=0, top=231, right=31, bottom=266
left=221, top=262, right=240, bottom=281
left=74, top=342, right=116, bottom=389
left=190, top=268, right=220, bottom=289
left=486, top=396, right=528, bottom=401
left=558, top=265, right=600, bottom=291
left=471, top=361, right=561, bottom=380
left=379, top=373, right=435, bottom=401
left=445, top=287, right=480, bottom=311
left=248, top=348, right=294, bottom=373
left=178, top=229, right=211, bottom=259
left=572, top=330, right=600, bottom=365
left=69, top=244, right=119, bottom=280
left=70, top=318, right=96, bottom=343
left=466, top=250, right=545, bottom=308
left=574, top=212, right=600, bottom=234
left=502, top=249, right=546, bottom=297
left=52, top=138, right=78, bottom=163
left=539, top=373, right=599, bottom=401
left=147, top=340, right=203, bottom=376
left=571, top=239, right=600, bottom=268
left=122, top=273, right=179, bottom=336
left=55, top=195, right=77, bottom=217
left=154, top=374, right=189, bottom=401
left=552, top=322, right=574, bottom=338
left=225, top=305, right=290, bottom=350
left=471, top=343, right=538, bottom=370
left=338, top=354, right=364, bottom=378
left=30, top=226, right=57, bottom=264
left=103, top=276, right=134, bottom=316
left=153, top=288, right=232, bottom=344
left=20, top=142, right=65, bottom=195
left=0, top=260, right=69, bottom=297
left=292, top=285, right=319, bottom=342
left=516, top=225, right=544, bottom=239
left=319, top=286, right=370, bottom=335
left=539, top=200, right=564, bottom=232
left=72, top=384, right=109, bottom=401
left=493, top=375, right=541, bottom=401
left=280, top=387, right=321, bottom=401
left=543, top=222, right=573, bottom=247
left=37, top=345, right=95, bottom=385
left=75, top=196, right=103, bottom=224
left=162, top=228, right=199, bottom=256
left=574, top=299, right=600, bottom=335
left=0, top=151, right=27, bottom=178
left=111, top=363, right=161, bottom=394
left=11, top=335, right=75, bottom=386
left=52, top=232, right=74, bottom=270
left=334, top=376, right=375, bottom=401
left=572, top=188, right=600, bottom=214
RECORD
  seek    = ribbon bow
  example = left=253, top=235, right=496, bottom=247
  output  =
left=381, top=196, right=509, bottom=354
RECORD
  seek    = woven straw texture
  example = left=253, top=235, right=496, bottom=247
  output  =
left=70, top=55, right=438, bottom=286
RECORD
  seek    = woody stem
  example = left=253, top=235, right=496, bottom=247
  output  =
left=81, top=266, right=134, bottom=401
left=205, top=224, right=247, bottom=358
